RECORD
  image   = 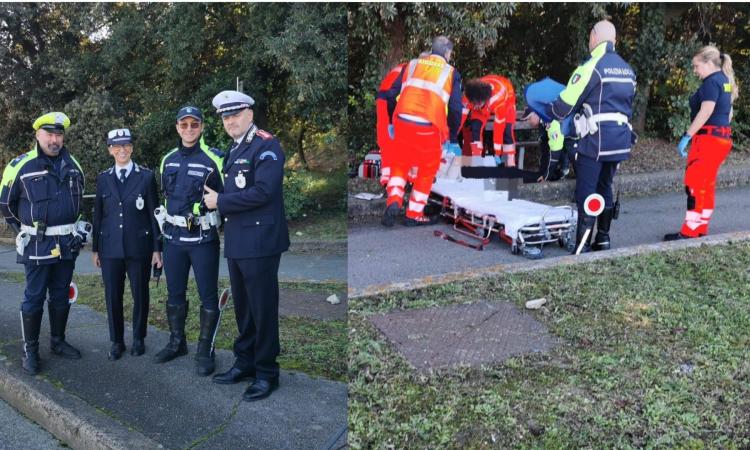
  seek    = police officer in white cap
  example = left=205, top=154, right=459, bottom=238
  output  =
left=92, top=128, right=162, bottom=360
left=204, top=91, right=290, bottom=401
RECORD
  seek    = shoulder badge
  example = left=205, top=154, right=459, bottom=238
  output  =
left=257, top=129, right=273, bottom=140
left=259, top=150, right=278, bottom=161
left=10, top=153, right=29, bottom=167
left=208, top=146, right=225, bottom=158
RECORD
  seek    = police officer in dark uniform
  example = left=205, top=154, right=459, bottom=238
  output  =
left=92, top=128, right=162, bottom=360
left=204, top=90, right=290, bottom=401
left=0, top=112, right=90, bottom=375
left=154, top=106, right=224, bottom=376
left=545, top=20, right=636, bottom=253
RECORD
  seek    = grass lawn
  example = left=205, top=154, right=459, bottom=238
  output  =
left=349, top=241, right=750, bottom=449
left=288, top=210, right=347, bottom=242
left=2, top=272, right=347, bottom=381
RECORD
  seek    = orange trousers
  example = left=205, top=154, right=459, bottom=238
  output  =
left=681, top=132, right=732, bottom=237
left=376, top=99, right=394, bottom=186
left=386, top=116, right=442, bottom=219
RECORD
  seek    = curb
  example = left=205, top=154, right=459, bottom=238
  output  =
left=348, top=229, right=750, bottom=299
left=348, top=164, right=750, bottom=221
left=0, top=361, right=162, bottom=450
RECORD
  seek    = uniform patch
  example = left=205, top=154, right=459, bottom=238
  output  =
left=571, top=74, right=581, bottom=84
left=259, top=151, right=278, bottom=161
left=10, top=154, right=28, bottom=167
left=235, top=159, right=250, bottom=164
left=187, top=170, right=204, bottom=177
left=257, top=130, right=273, bottom=140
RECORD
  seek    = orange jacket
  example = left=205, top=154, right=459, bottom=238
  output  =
left=376, top=63, right=407, bottom=148
left=462, top=75, right=517, bottom=154
left=393, top=55, right=456, bottom=140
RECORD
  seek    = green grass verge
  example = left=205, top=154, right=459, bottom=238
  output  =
left=288, top=210, right=347, bottom=242
left=0, top=272, right=345, bottom=381
left=349, top=241, right=750, bottom=449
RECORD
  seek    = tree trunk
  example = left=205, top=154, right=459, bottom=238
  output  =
left=382, top=13, right=405, bottom=75
left=297, top=127, right=307, bottom=170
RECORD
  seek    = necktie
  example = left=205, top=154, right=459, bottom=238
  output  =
left=119, top=169, right=127, bottom=183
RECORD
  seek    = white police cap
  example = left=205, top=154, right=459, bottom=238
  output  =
left=107, top=128, right=132, bottom=146
left=212, top=90, right=255, bottom=116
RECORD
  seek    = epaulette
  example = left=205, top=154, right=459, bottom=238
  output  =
left=207, top=146, right=225, bottom=158
left=257, top=129, right=273, bottom=140
left=9, top=153, right=30, bottom=167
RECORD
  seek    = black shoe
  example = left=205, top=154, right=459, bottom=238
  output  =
left=21, top=310, right=43, bottom=375
left=48, top=304, right=81, bottom=359
left=108, top=342, right=126, bottom=361
left=593, top=207, right=614, bottom=251
left=195, top=308, right=220, bottom=376
left=242, top=378, right=279, bottom=402
left=212, top=366, right=256, bottom=385
left=663, top=232, right=695, bottom=241
left=381, top=203, right=400, bottom=227
left=573, top=210, right=596, bottom=255
left=131, top=339, right=145, bottom=356
left=153, top=303, right=188, bottom=363
left=403, top=215, right=439, bottom=227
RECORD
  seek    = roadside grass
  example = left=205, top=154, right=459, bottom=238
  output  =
left=1, top=272, right=346, bottom=381
left=349, top=241, right=750, bottom=449
left=288, top=210, right=347, bottom=242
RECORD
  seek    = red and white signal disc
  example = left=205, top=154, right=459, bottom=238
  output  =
left=583, top=193, right=605, bottom=217
left=68, top=282, right=78, bottom=304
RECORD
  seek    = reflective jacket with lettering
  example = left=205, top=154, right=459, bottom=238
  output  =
left=546, top=41, right=636, bottom=162
left=461, top=74, right=517, bottom=156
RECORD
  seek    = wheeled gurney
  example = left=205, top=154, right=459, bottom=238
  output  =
left=429, top=175, right=576, bottom=258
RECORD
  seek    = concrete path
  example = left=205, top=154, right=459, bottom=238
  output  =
left=0, top=280, right=347, bottom=450
left=0, top=398, right=65, bottom=450
left=0, top=246, right=346, bottom=283
left=348, top=185, right=750, bottom=292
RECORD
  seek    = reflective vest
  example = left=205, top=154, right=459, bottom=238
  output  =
left=394, top=55, right=455, bottom=139
left=378, top=63, right=406, bottom=92
left=461, top=75, right=517, bottom=153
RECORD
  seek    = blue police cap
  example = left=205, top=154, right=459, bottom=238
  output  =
left=176, top=106, right=203, bottom=122
left=212, top=90, right=255, bottom=117
left=107, top=128, right=132, bottom=146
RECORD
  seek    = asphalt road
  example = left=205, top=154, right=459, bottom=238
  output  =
left=0, top=246, right=346, bottom=283
left=0, top=398, right=64, bottom=450
left=348, top=185, right=750, bottom=290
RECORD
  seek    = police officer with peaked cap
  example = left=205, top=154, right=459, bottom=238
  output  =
left=204, top=90, right=290, bottom=401
left=91, top=128, right=162, bottom=360
left=154, top=106, right=224, bottom=376
left=0, top=112, right=90, bottom=375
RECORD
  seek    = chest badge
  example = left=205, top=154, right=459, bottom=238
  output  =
left=136, top=195, right=145, bottom=210
left=235, top=172, right=246, bottom=189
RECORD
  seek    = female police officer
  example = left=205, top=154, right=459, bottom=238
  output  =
left=664, top=46, right=739, bottom=241
left=154, top=106, right=224, bottom=376
left=91, top=129, right=162, bottom=360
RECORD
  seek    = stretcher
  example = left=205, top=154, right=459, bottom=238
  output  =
left=429, top=159, right=576, bottom=258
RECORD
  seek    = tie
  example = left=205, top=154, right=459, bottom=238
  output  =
left=119, top=169, right=127, bottom=183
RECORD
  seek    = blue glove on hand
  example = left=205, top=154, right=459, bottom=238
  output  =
left=677, top=134, right=691, bottom=158
left=387, top=124, right=395, bottom=140
left=494, top=155, right=504, bottom=166
left=443, top=142, right=461, bottom=156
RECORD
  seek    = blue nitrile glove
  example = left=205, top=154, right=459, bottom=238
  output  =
left=494, top=155, right=504, bottom=166
left=443, top=142, right=461, bottom=156
left=677, top=134, right=691, bottom=158
left=387, top=124, right=395, bottom=140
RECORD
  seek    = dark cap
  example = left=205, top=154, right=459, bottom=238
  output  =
left=176, top=106, right=203, bottom=122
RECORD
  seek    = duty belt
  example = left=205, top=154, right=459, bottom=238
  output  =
left=165, top=211, right=220, bottom=231
left=696, top=126, right=731, bottom=138
left=21, top=223, right=76, bottom=236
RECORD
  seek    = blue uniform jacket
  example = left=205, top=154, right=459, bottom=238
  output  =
left=92, top=163, right=161, bottom=259
left=217, top=125, right=290, bottom=259
left=0, top=145, right=84, bottom=264
left=546, top=41, right=636, bottom=162
left=159, top=138, right=224, bottom=245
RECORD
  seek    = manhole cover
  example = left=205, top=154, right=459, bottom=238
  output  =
left=369, top=301, right=558, bottom=371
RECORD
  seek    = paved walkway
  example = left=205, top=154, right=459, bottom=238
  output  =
left=0, top=280, right=347, bottom=450
left=0, top=398, right=65, bottom=450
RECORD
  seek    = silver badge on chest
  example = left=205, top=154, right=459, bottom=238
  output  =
left=235, top=172, right=246, bottom=189
left=136, top=195, right=144, bottom=210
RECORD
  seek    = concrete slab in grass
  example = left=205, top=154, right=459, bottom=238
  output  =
left=369, top=301, right=558, bottom=371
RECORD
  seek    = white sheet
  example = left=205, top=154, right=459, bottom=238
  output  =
left=431, top=178, right=575, bottom=238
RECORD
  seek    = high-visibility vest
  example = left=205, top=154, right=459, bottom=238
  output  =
left=378, top=63, right=406, bottom=92
left=394, top=55, right=455, bottom=138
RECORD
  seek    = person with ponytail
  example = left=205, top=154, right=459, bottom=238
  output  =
left=664, top=45, right=739, bottom=241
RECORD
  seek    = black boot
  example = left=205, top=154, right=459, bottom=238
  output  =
left=593, top=207, right=614, bottom=251
left=21, top=310, right=43, bottom=375
left=153, top=303, right=188, bottom=363
left=48, top=304, right=81, bottom=359
left=195, top=308, right=220, bottom=376
left=573, top=211, right=596, bottom=255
